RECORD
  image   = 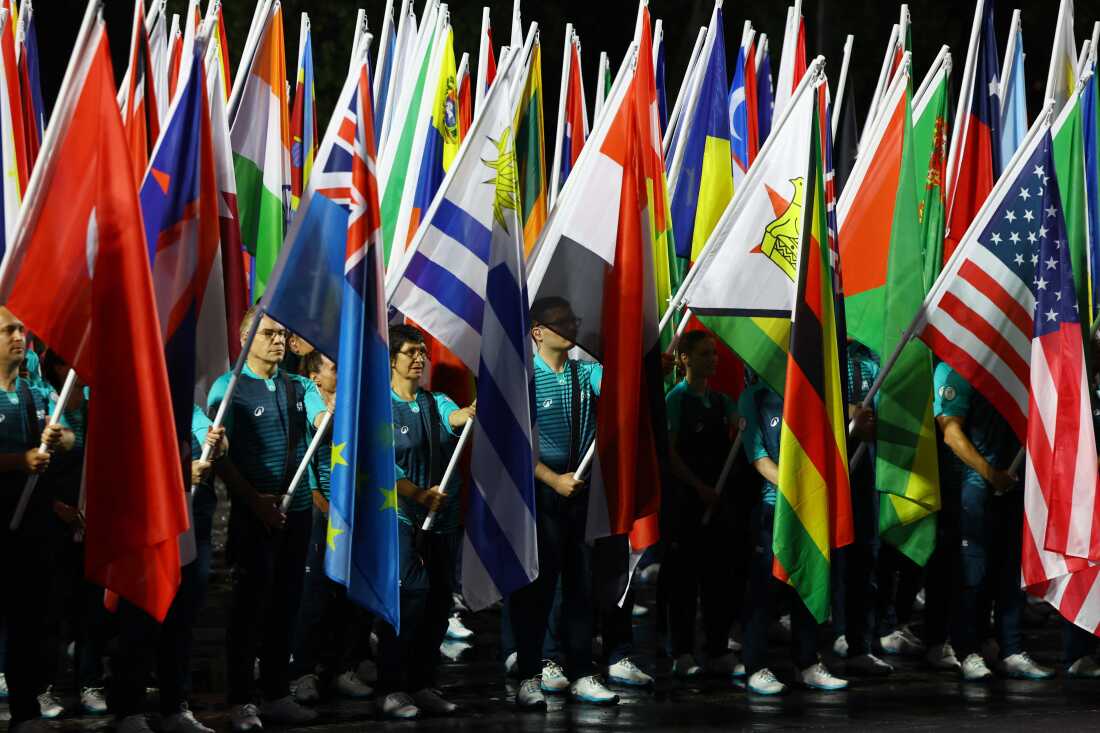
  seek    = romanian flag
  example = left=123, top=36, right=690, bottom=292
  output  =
left=515, top=36, right=547, bottom=255
left=290, top=12, right=318, bottom=211
left=456, top=52, right=472, bottom=141
left=0, top=1, right=27, bottom=258
left=773, top=86, right=853, bottom=622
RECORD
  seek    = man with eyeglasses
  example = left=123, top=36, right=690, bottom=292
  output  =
left=207, top=307, right=328, bottom=732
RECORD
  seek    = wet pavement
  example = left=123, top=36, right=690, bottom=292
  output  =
left=5, top=492, right=1100, bottom=730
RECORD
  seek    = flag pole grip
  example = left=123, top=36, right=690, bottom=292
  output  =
left=702, top=430, right=743, bottom=526
left=421, top=417, right=475, bottom=531
left=10, top=368, right=79, bottom=531
left=280, top=410, right=333, bottom=513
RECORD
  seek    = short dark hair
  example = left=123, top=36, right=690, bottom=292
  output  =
left=529, top=296, right=572, bottom=326
left=676, top=330, right=713, bottom=360
left=303, top=349, right=326, bottom=376
left=389, top=324, right=425, bottom=360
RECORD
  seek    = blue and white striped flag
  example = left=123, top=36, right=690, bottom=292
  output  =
left=386, top=50, right=538, bottom=611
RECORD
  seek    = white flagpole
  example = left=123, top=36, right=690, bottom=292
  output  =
left=421, top=418, right=474, bottom=531
left=279, top=410, right=333, bottom=512
left=831, top=34, right=853, bottom=137
left=549, top=23, right=573, bottom=209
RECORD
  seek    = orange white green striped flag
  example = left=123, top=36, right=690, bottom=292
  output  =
left=230, top=0, right=290, bottom=301
left=773, top=83, right=853, bottom=622
left=515, top=31, right=547, bottom=254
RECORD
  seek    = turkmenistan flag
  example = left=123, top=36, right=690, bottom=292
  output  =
left=913, top=50, right=951, bottom=291
left=515, top=36, right=547, bottom=255
left=681, top=65, right=820, bottom=395
left=774, top=82, right=853, bottom=622
left=1053, top=83, right=1090, bottom=333
left=230, top=1, right=290, bottom=301
left=837, top=59, right=940, bottom=565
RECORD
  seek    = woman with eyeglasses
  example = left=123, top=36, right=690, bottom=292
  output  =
left=376, top=324, right=475, bottom=720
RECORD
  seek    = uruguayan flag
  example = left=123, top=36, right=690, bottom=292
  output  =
left=386, top=50, right=538, bottom=610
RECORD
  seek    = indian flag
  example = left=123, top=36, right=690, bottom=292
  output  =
left=231, top=0, right=290, bottom=301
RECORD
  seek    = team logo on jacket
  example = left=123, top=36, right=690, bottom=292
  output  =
left=769, top=416, right=780, bottom=428
left=254, top=406, right=265, bottom=417
left=939, top=385, right=956, bottom=402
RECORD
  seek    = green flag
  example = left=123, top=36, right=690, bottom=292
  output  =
left=913, top=57, right=950, bottom=290
left=1053, top=88, right=1090, bottom=330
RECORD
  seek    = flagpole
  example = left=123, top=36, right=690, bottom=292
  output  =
left=548, top=23, right=573, bottom=209
left=831, top=34, right=853, bottom=138
left=421, top=418, right=474, bottom=531
left=701, top=430, right=743, bottom=526
left=944, top=0, right=984, bottom=211
left=662, top=25, right=706, bottom=156
left=279, top=410, right=332, bottom=512
left=227, top=0, right=273, bottom=124
left=474, top=6, right=491, bottom=116
left=9, top=369, right=79, bottom=531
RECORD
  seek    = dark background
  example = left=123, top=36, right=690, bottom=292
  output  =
left=32, top=1, right=1100, bottom=144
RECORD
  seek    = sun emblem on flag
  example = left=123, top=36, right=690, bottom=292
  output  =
left=754, top=177, right=803, bottom=282
left=443, top=77, right=459, bottom=144
left=482, top=127, right=519, bottom=232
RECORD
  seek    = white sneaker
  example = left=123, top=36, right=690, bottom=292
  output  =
left=381, top=692, right=419, bottom=719
left=440, top=639, right=473, bottom=661
left=1002, top=652, right=1055, bottom=680
left=847, top=653, right=894, bottom=676
left=413, top=688, right=457, bottom=715
left=259, top=695, right=318, bottom=724
left=707, top=652, right=745, bottom=678
left=880, top=629, right=925, bottom=656
left=229, top=703, right=263, bottom=732
left=37, top=687, right=64, bottom=719
left=117, top=714, right=154, bottom=733
left=832, top=634, right=849, bottom=658
left=80, top=686, right=108, bottom=715
left=356, top=658, right=378, bottom=683
left=333, top=670, right=372, bottom=699
left=608, top=657, right=654, bottom=687
left=569, top=675, right=619, bottom=706
left=504, top=651, right=519, bottom=678
left=1068, top=656, right=1100, bottom=678
left=672, top=653, right=703, bottom=678
left=540, top=659, right=570, bottom=693
left=747, top=668, right=786, bottom=695
left=516, top=677, right=546, bottom=710
left=961, top=653, right=994, bottom=681
left=292, top=673, right=320, bottom=704
left=926, top=642, right=962, bottom=671
left=162, top=704, right=215, bottom=733
left=800, top=662, right=849, bottom=691
left=446, top=615, right=474, bottom=640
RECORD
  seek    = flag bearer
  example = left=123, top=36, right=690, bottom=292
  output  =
left=209, top=307, right=327, bottom=731
left=661, top=330, right=742, bottom=679
left=738, top=370, right=848, bottom=695
left=0, top=307, right=71, bottom=733
left=930, top=362, right=1053, bottom=681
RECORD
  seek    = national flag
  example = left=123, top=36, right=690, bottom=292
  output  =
left=755, top=33, right=774, bottom=143
left=729, top=23, right=758, bottom=184
left=16, top=0, right=44, bottom=167
left=1052, top=77, right=1091, bottom=331
left=385, top=51, right=538, bottom=610
left=0, top=13, right=187, bottom=621
left=1000, top=9, right=1028, bottom=161
left=667, top=2, right=731, bottom=262
left=474, top=5, right=495, bottom=117
left=0, top=4, right=26, bottom=260
left=679, top=64, right=821, bottom=394
left=774, top=84, right=853, bottom=621
left=654, top=18, right=668, bottom=132
left=944, top=0, right=1001, bottom=265
left=377, top=0, right=421, bottom=154
left=139, top=47, right=227, bottom=467
left=515, top=33, right=548, bottom=254
left=166, top=13, right=183, bottom=102
left=1019, top=127, right=1100, bottom=637
left=550, top=27, right=588, bottom=204
left=145, top=2, right=168, bottom=122
left=918, top=112, right=1051, bottom=443
left=832, top=48, right=860, bottom=196
left=510, top=0, right=523, bottom=48
left=230, top=0, right=290, bottom=301
left=456, top=52, right=472, bottom=139
left=662, top=27, right=705, bottom=164
left=372, top=0, right=396, bottom=143
left=594, top=51, right=612, bottom=122
left=290, top=12, right=318, bottom=211
left=1084, top=56, right=1100, bottom=325
left=1044, top=0, right=1078, bottom=119
left=322, top=57, right=402, bottom=629
left=118, top=0, right=161, bottom=184
left=203, top=0, right=232, bottom=102
left=913, top=48, right=952, bottom=289
left=773, top=3, right=806, bottom=121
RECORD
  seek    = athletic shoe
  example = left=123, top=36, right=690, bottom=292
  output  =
left=381, top=692, right=419, bottom=720
left=80, top=686, right=108, bottom=715
left=117, top=714, right=154, bottom=733
left=356, top=658, right=378, bottom=683
left=961, top=653, right=993, bottom=682
left=832, top=634, right=849, bottom=658
left=747, top=668, right=786, bottom=696
left=880, top=629, right=925, bottom=656
left=446, top=615, right=474, bottom=640
left=800, top=663, right=849, bottom=691
left=1067, top=656, right=1100, bottom=678
left=439, top=640, right=473, bottom=662
left=504, top=651, right=519, bottom=678
left=162, top=704, right=215, bottom=733
left=540, top=660, right=570, bottom=693
left=516, top=677, right=546, bottom=710
left=608, top=657, right=654, bottom=687
left=413, top=688, right=457, bottom=715
left=230, top=704, right=263, bottom=732
left=631, top=603, right=649, bottom=618
left=926, top=642, right=962, bottom=671
left=37, top=687, right=64, bottom=719
left=333, top=670, right=372, bottom=699
left=847, top=653, right=893, bottom=676
left=292, top=673, right=320, bottom=704
left=1002, top=652, right=1055, bottom=680
left=707, top=652, right=744, bottom=677
left=260, top=695, right=318, bottom=725
left=672, top=653, right=703, bottom=678
left=0, top=672, right=7, bottom=699
left=569, top=675, right=619, bottom=706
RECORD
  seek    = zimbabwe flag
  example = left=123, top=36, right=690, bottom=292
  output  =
left=773, top=86, right=853, bottom=622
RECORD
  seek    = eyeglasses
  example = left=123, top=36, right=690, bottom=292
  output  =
left=257, top=328, right=289, bottom=341
left=398, top=346, right=428, bottom=361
